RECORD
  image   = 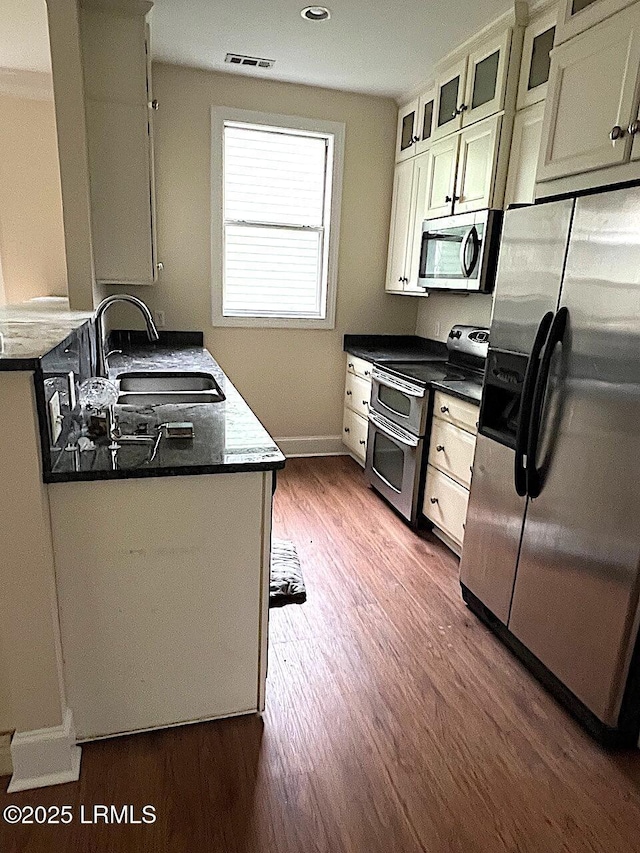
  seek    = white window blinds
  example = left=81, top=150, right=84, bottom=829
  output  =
left=223, top=122, right=333, bottom=319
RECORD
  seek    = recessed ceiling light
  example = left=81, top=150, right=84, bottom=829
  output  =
left=301, top=6, right=331, bottom=21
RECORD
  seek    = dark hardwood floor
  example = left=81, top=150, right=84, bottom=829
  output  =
left=3, top=456, right=640, bottom=852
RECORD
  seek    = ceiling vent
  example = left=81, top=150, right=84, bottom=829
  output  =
left=225, top=53, right=275, bottom=69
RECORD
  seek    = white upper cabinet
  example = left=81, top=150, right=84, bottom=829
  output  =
left=414, top=86, right=436, bottom=156
left=80, top=1, right=158, bottom=286
left=385, top=159, right=417, bottom=292
left=431, top=29, right=512, bottom=142
left=556, top=0, right=637, bottom=43
left=518, top=8, right=557, bottom=109
left=461, top=29, right=512, bottom=126
left=630, top=109, right=640, bottom=161
left=537, top=2, right=640, bottom=183
left=504, top=101, right=546, bottom=207
left=454, top=115, right=502, bottom=214
left=424, top=135, right=460, bottom=219
left=405, top=150, right=435, bottom=291
left=395, top=98, right=420, bottom=162
left=432, top=57, right=468, bottom=141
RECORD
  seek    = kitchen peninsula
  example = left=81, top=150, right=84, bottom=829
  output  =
left=0, top=300, right=284, bottom=792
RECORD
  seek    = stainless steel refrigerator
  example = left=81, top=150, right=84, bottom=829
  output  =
left=460, top=185, right=640, bottom=745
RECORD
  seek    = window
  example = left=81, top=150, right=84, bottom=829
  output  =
left=211, top=109, right=344, bottom=328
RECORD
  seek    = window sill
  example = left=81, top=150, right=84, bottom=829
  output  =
left=211, top=313, right=336, bottom=330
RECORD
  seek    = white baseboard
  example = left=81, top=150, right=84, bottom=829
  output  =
left=8, top=708, right=82, bottom=793
left=0, top=733, right=13, bottom=777
left=275, top=435, right=348, bottom=458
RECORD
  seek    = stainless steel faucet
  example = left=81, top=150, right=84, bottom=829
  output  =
left=94, top=294, right=159, bottom=377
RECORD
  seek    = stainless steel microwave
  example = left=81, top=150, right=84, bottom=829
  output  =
left=418, top=209, right=502, bottom=293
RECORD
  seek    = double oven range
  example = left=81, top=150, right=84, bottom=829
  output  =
left=366, top=326, right=488, bottom=525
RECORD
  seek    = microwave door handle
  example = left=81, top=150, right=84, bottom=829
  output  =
left=369, top=412, right=419, bottom=447
left=460, top=225, right=480, bottom=277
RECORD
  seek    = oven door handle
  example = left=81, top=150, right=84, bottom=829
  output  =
left=371, top=368, right=425, bottom=398
left=460, top=225, right=480, bottom=278
left=368, top=411, right=419, bottom=447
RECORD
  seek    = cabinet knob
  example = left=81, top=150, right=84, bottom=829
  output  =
left=359, top=439, right=366, bottom=446
left=412, top=135, right=420, bottom=143
left=430, top=497, right=439, bottom=504
left=150, top=99, right=159, bottom=110
left=440, top=405, right=449, bottom=413
left=456, top=104, right=468, bottom=115
left=156, top=262, right=164, bottom=272
left=362, top=400, right=369, bottom=406
left=348, top=362, right=354, bottom=368
left=346, top=390, right=352, bottom=396
left=436, top=444, right=445, bottom=452
left=445, top=195, right=460, bottom=204
left=610, top=125, right=625, bottom=141
left=629, top=120, right=640, bottom=136
left=344, top=427, right=350, bottom=433
left=364, top=370, right=371, bottom=377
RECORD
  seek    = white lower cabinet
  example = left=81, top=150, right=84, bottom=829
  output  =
left=343, top=355, right=372, bottom=465
left=428, top=418, right=475, bottom=488
left=423, top=392, right=479, bottom=555
left=49, top=471, right=274, bottom=740
left=423, top=465, right=470, bottom=547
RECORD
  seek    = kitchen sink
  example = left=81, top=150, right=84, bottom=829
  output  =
left=115, top=372, right=225, bottom=406
left=117, top=372, right=219, bottom=392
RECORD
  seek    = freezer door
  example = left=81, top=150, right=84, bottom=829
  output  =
left=490, top=199, right=574, bottom=354
left=508, top=186, right=640, bottom=726
left=459, top=435, right=526, bottom=623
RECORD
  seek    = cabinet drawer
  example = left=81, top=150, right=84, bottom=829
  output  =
left=346, top=354, right=373, bottom=381
left=345, top=372, right=371, bottom=418
left=433, top=391, right=479, bottom=435
left=423, top=465, right=470, bottom=546
left=428, top=419, right=476, bottom=488
left=343, top=407, right=368, bottom=463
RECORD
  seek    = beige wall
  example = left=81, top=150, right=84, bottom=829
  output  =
left=415, top=293, right=494, bottom=342
left=0, top=93, right=67, bottom=305
left=0, top=373, right=66, bottom=736
left=107, top=63, right=417, bottom=439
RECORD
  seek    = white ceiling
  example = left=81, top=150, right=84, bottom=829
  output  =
left=0, top=0, right=51, bottom=73
left=0, top=0, right=516, bottom=101
left=152, top=0, right=515, bottom=100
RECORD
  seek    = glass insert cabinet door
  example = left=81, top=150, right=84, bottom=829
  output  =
left=396, top=98, right=420, bottom=162
left=461, top=30, right=510, bottom=126
left=434, top=58, right=467, bottom=140
left=415, top=87, right=436, bottom=155
left=557, top=0, right=632, bottom=42
left=518, top=9, right=557, bottom=109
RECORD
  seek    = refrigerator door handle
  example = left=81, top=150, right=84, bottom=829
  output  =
left=514, top=311, right=555, bottom=496
left=526, top=307, right=569, bottom=499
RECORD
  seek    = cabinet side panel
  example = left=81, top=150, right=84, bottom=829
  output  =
left=50, top=473, right=264, bottom=739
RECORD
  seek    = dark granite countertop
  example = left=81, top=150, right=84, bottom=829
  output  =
left=343, top=334, right=447, bottom=363
left=0, top=299, right=93, bottom=370
left=430, top=378, right=483, bottom=406
left=46, top=336, right=285, bottom=483
left=344, top=334, right=482, bottom=405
